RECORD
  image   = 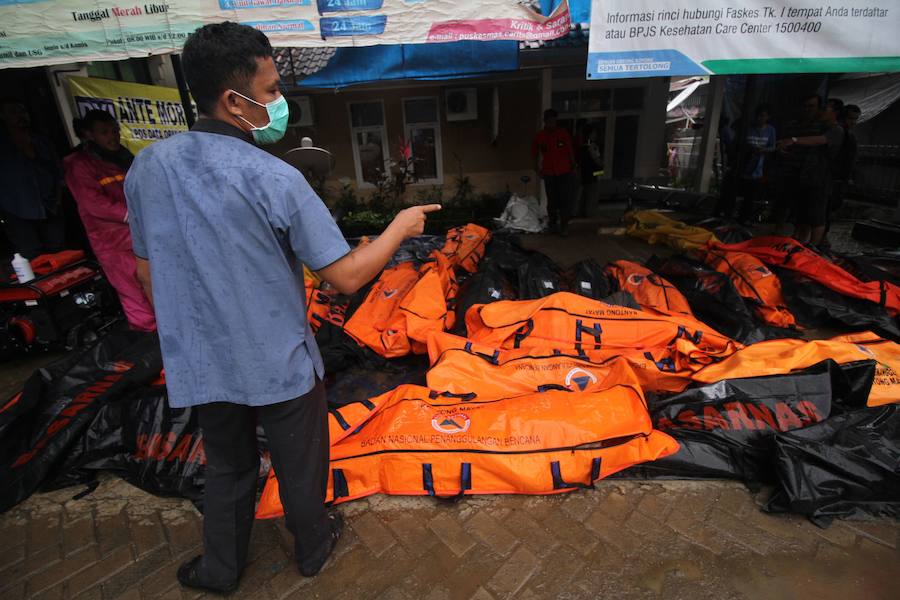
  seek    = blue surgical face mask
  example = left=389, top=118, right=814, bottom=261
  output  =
left=231, top=90, right=289, bottom=145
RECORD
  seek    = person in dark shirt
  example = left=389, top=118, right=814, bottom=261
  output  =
left=0, top=98, right=66, bottom=259
left=532, top=108, right=577, bottom=235
left=816, top=102, right=860, bottom=248
left=828, top=104, right=861, bottom=222
left=776, top=94, right=843, bottom=245
left=576, top=123, right=603, bottom=217
left=734, top=104, right=776, bottom=223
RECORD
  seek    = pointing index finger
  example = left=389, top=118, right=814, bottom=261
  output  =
left=419, top=204, right=442, bottom=214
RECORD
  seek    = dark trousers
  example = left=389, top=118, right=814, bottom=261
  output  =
left=196, top=379, right=330, bottom=584
left=735, top=178, right=763, bottom=223
left=714, top=168, right=738, bottom=217
left=543, top=173, right=576, bottom=231
left=1, top=210, right=65, bottom=259
left=774, top=176, right=820, bottom=226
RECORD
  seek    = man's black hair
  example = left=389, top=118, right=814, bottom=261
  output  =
left=543, top=108, right=558, bottom=121
left=754, top=103, right=773, bottom=117
left=826, top=97, right=844, bottom=113
left=181, top=22, right=273, bottom=115
left=800, top=92, right=822, bottom=107
left=843, top=104, right=861, bottom=116
left=81, top=109, right=116, bottom=130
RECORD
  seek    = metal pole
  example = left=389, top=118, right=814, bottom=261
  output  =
left=170, top=54, right=195, bottom=128
left=696, top=75, right=725, bottom=193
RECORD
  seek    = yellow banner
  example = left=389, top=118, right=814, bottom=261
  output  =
left=67, top=76, right=190, bottom=154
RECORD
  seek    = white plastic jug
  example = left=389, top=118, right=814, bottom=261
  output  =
left=12, top=253, right=35, bottom=283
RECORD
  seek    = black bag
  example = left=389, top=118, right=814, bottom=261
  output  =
left=646, top=255, right=797, bottom=344
left=570, top=259, right=614, bottom=300
left=517, top=253, right=565, bottom=299
left=692, top=217, right=754, bottom=245
left=834, top=254, right=900, bottom=288
left=626, top=360, right=874, bottom=485
left=452, top=264, right=516, bottom=336
left=45, top=385, right=212, bottom=506
left=479, top=235, right=534, bottom=278
left=775, top=267, right=900, bottom=341
left=766, top=404, right=900, bottom=525
left=0, top=327, right=162, bottom=512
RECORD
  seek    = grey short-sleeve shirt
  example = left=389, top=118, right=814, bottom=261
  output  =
left=125, top=119, right=350, bottom=408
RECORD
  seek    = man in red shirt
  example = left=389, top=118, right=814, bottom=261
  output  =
left=532, top=109, right=577, bottom=235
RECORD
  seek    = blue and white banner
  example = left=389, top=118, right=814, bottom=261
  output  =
left=0, top=0, right=569, bottom=69
left=587, top=0, right=900, bottom=79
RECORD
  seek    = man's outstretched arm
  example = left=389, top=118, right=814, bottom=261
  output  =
left=317, top=204, right=441, bottom=295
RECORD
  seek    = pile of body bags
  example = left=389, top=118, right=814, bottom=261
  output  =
left=3, top=221, right=900, bottom=528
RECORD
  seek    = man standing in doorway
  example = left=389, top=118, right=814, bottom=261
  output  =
left=778, top=96, right=844, bottom=246
left=0, top=98, right=66, bottom=258
left=532, top=108, right=577, bottom=236
left=125, top=22, right=440, bottom=594
left=822, top=103, right=861, bottom=248
left=734, top=104, right=776, bottom=224
left=774, top=94, right=824, bottom=239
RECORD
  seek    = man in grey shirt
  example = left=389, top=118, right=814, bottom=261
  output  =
left=125, top=22, right=439, bottom=593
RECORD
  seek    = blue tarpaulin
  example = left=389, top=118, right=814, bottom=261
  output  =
left=298, top=41, right=519, bottom=89
left=542, top=0, right=590, bottom=24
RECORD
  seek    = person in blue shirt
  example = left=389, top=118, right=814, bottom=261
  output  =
left=735, top=104, right=776, bottom=223
left=125, top=22, right=440, bottom=594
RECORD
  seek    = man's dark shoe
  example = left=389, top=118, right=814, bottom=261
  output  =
left=299, top=512, right=344, bottom=577
left=177, top=555, right=238, bottom=595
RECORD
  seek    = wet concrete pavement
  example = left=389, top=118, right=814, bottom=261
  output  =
left=2, top=476, right=898, bottom=600
left=2, top=211, right=898, bottom=599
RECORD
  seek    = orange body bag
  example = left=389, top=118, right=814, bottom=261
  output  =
left=426, top=332, right=705, bottom=395
left=440, top=223, right=492, bottom=273
left=343, top=253, right=457, bottom=358
left=304, top=280, right=348, bottom=334
left=400, top=253, right=458, bottom=352
left=605, top=260, right=693, bottom=317
left=343, top=262, right=421, bottom=357
left=256, top=379, right=678, bottom=517
left=711, top=237, right=900, bottom=314
left=465, top=292, right=739, bottom=358
left=691, top=331, right=900, bottom=407
left=703, top=248, right=797, bottom=329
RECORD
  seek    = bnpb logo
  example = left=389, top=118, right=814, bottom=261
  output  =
left=565, top=367, right=597, bottom=391
left=431, top=411, right=471, bottom=434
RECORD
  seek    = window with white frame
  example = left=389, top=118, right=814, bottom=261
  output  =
left=348, top=100, right=389, bottom=187
left=402, top=97, right=442, bottom=183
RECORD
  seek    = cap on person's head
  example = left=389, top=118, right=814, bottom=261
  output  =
left=181, top=21, right=273, bottom=116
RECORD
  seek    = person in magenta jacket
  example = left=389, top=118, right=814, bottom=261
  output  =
left=64, top=110, right=156, bottom=331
